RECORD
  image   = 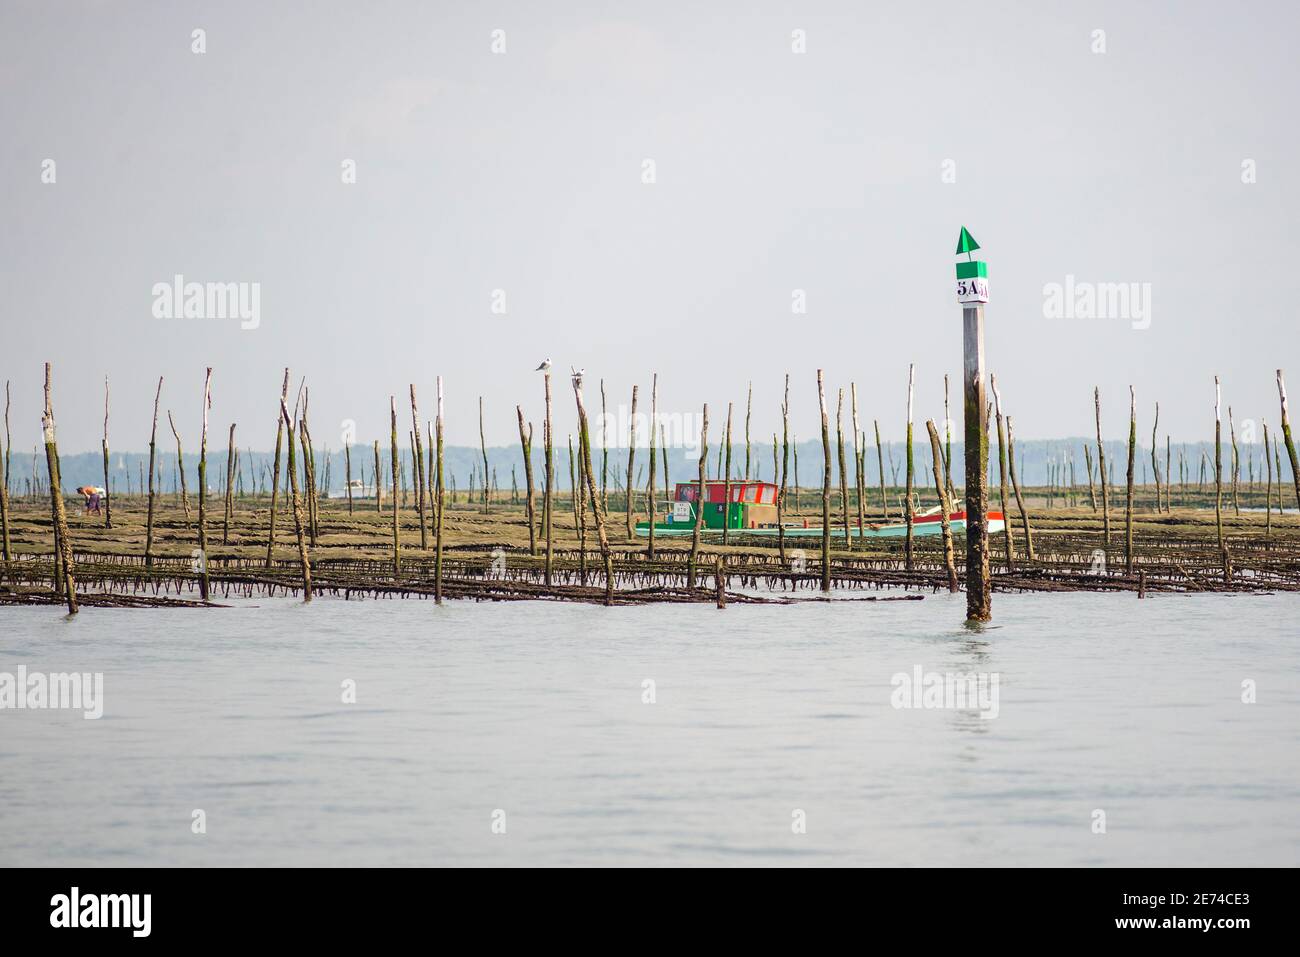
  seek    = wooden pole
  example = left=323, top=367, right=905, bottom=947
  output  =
left=817, top=370, right=832, bottom=593
left=1083, top=443, right=1097, bottom=511
left=926, top=419, right=960, bottom=593
left=298, top=418, right=316, bottom=547
left=779, top=374, right=790, bottom=564
left=42, top=363, right=77, bottom=613
left=478, top=396, right=489, bottom=511
left=1151, top=401, right=1162, bottom=515
left=1278, top=370, right=1300, bottom=512
left=389, top=396, right=400, bottom=575
left=345, top=444, right=354, bottom=515
left=101, top=376, right=112, bottom=528
left=544, top=370, right=554, bottom=586
left=412, top=386, right=427, bottom=548
left=517, top=406, right=536, bottom=555
left=687, top=404, right=709, bottom=589
left=648, top=373, right=658, bottom=559
left=1125, top=386, right=1136, bottom=574
left=1095, top=387, right=1111, bottom=543
left=1215, top=377, right=1231, bottom=581
left=851, top=383, right=865, bottom=541
left=904, top=363, right=916, bottom=571
left=600, top=379, right=609, bottom=511
left=874, top=419, right=887, bottom=519
left=435, top=378, right=445, bottom=604
left=572, top=374, right=613, bottom=604
left=1264, top=419, right=1273, bottom=538
left=168, top=411, right=189, bottom=519
left=197, top=368, right=212, bottom=601
left=0, top=386, right=9, bottom=587
left=278, top=399, right=312, bottom=601
left=372, top=441, right=382, bottom=513
left=301, top=391, right=319, bottom=541
left=989, top=375, right=1016, bottom=570
left=223, top=423, right=236, bottom=544
left=715, top=555, right=726, bottom=609
left=962, top=301, right=991, bottom=620
left=625, top=384, right=638, bottom=540
left=1229, top=405, right=1241, bottom=516
left=0, top=382, right=10, bottom=586
left=744, top=382, right=752, bottom=481
left=144, top=377, right=163, bottom=567
left=266, top=368, right=289, bottom=566
left=836, top=388, right=851, bottom=548
left=722, top=402, right=734, bottom=546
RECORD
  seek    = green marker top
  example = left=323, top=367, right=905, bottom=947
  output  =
left=955, top=226, right=980, bottom=256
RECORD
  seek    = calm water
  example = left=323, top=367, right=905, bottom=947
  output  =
left=2, top=590, right=1298, bottom=867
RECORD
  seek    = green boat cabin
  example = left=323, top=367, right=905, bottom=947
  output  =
left=661, top=480, right=780, bottom=530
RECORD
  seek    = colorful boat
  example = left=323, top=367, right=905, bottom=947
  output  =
left=635, top=481, right=1004, bottom=539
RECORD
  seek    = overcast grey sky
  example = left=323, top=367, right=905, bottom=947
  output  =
left=2, top=0, right=1296, bottom=452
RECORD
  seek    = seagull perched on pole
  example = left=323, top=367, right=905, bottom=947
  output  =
left=535, top=358, right=551, bottom=372
left=570, top=366, right=585, bottom=386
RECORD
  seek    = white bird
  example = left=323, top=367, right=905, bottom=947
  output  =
left=570, top=366, right=585, bottom=381
left=535, top=358, right=551, bottom=372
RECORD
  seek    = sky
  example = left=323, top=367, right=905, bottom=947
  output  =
left=2, top=0, right=1297, bottom=454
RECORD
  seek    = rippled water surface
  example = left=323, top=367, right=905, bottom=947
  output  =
left=2, top=590, right=1298, bottom=866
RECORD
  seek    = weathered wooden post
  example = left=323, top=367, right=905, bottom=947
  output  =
left=1277, top=370, right=1300, bottom=511
left=102, top=377, right=112, bottom=528
left=372, top=441, right=382, bottom=513
left=648, top=373, right=658, bottom=559
left=572, top=372, right=614, bottom=604
left=687, top=403, right=709, bottom=589
left=1215, top=376, right=1231, bottom=581
left=1094, top=387, right=1111, bottom=543
left=264, top=369, right=289, bottom=565
left=1125, top=386, right=1136, bottom=574
left=435, top=377, right=445, bottom=604
left=904, top=363, right=915, bottom=570
left=543, top=368, right=554, bottom=586
left=989, top=375, right=1016, bottom=570
left=389, top=396, right=400, bottom=575
left=0, top=383, right=11, bottom=587
left=1151, top=402, right=1162, bottom=514
left=279, top=399, right=312, bottom=601
left=836, top=389, right=851, bottom=547
left=412, top=386, right=427, bottom=547
left=817, top=370, right=832, bottom=593
left=874, top=420, right=888, bottom=519
left=144, top=378, right=163, bottom=568
left=223, top=423, right=237, bottom=545
left=1264, top=419, right=1273, bottom=537
left=478, top=396, right=490, bottom=511
left=516, top=406, right=537, bottom=555
left=926, top=419, right=960, bottom=593
left=625, top=384, right=639, bottom=540
left=779, top=375, right=790, bottom=564
left=744, top=381, right=753, bottom=480
left=198, top=368, right=212, bottom=601
left=955, top=226, right=991, bottom=621
left=168, top=412, right=190, bottom=519
left=722, top=402, right=734, bottom=546
left=344, top=443, right=354, bottom=515
left=42, top=363, right=77, bottom=614
left=851, top=383, right=865, bottom=540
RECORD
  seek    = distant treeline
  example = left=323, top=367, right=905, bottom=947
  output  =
left=3, top=438, right=1293, bottom=497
